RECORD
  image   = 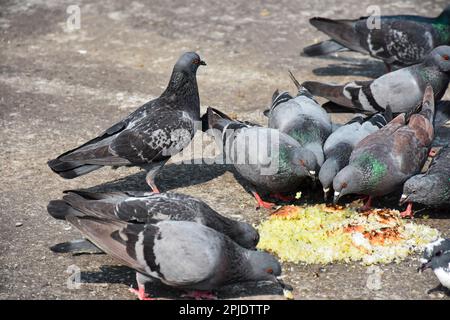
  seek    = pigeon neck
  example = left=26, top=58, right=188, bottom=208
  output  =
left=305, top=142, right=324, bottom=166
left=162, top=69, right=200, bottom=109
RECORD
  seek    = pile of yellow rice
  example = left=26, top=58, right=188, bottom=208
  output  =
left=257, top=204, right=440, bottom=265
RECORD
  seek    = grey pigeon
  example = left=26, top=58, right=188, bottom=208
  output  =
left=56, top=209, right=283, bottom=300
left=333, top=85, right=436, bottom=213
left=48, top=52, right=206, bottom=192
left=419, top=238, right=450, bottom=292
left=303, top=5, right=450, bottom=70
left=302, top=46, right=450, bottom=114
left=206, top=107, right=316, bottom=209
left=319, top=108, right=392, bottom=200
left=265, top=72, right=332, bottom=167
left=47, top=190, right=259, bottom=250
left=400, top=146, right=450, bottom=210
left=433, top=100, right=450, bottom=148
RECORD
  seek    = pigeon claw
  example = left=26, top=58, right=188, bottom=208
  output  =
left=182, top=291, right=217, bottom=300
left=129, top=287, right=156, bottom=300
left=270, top=193, right=294, bottom=202
left=400, top=202, right=414, bottom=219
left=252, top=192, right=275, bottom=210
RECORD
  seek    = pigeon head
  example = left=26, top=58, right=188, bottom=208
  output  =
left=419, top=241, right=450, bottom=273
left=173, top=52, right=206, bottom=74
left=247, top=250, right=282, bottom=282
left=319, top=158, right=340, bottom=199
left=437, top=4, right=450, bottom=21
left=429, top=46, right=450, bottom=72
left=230, top=221, right=260, bottom=249
left=291, top=147, right=319, bottom=178
left=401, top=174, right=440, bottom=206
left=332, top=165, right=364, bottom=203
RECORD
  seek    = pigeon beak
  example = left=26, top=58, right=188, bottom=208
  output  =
left=399, top=194, right=409, bottom=205
left=200, top=60, right=207, bottom=66
left=323, top=188, right=330, bottom=201
left=333, top=191, right=341, bottom=204
left=309, top=170, right=316, bottom=176
left=418, top=260, right=432, bottom=273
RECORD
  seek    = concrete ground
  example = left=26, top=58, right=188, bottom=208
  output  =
left=1, top=0, right=449, bottom=300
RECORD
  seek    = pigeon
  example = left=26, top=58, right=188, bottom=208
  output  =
left=302, top=46, right=450, bottom=114
left=56, top=208, right=283, bottom=300
left=419, top=238, right=450, bottom=293
left=333, top=85, right=436, bottom=213
left=48, top=52, right=206, bottom=192
left=47, top=190, right=259, bottom=250
left=265, top=71, right=332, bottom=167
left=303, top=5, right=450, bottom=70
left=319, top=108, right=392, bottom=200
left=400, top=146, right=450, bottom=213
left=205, top=107, right=317, bottom=209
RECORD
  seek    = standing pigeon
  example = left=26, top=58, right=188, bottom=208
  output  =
left=333, top=85, right=436, bottom=212
left=57, top=209, right=283, bottom=300
left=419, top=238, right=450, bottom=293
left=265, top=71, right=332, bottom=167
left=400, top=146, right=450, bottom=215
left=302, top=46, right=450, bottom=114
left=206, top=107, right=317, bottom=209
left=48, top=52, right=206, bottom=192
left=303, top=5, right=450, bottom=70
left=47, top=190, right=259, bottom=250
left=319, top=108, right=392, bottom=200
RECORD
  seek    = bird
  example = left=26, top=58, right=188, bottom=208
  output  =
left=265, top=71, right=332, bottom=167
left=419, top=238, right=450, bottom=293
left=302, top=46, right=450, bottom=114
left=55, top=207, right=283, bottom=300
left=47, top=190, right=260, bottom=250
left=303, top=5, right=450, bottom=70
left=400, top=146, right=450, bottom=213
left=333, top=85, right=436, bottom=214
left=205, top=107, right=317, bottom=209
left=319, top=108, right=392, bottom=200
left=47, top=52, right=206, bottom=193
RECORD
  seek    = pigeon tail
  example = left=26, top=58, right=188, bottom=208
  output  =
left=47, top=158, right=102, bottom=179
left=50, top=239, right=103, bottom=254
left=309, top=17, right=364, bottom=53
left=303, top=39, right=349, bottom=56
left=47, top=199, right=83, bottom=220
left=288, top=71, right=316, bottom=100
left=205, top=107, right=250, bottom=134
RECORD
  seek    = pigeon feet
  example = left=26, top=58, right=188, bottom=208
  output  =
left=129, top=287, right=155, bottom=300
left=428, top=148, right=438, bottom=157
left=182, top=291, right=217, bottom=300
left=251, top=192, right=275, bottom=210
left=145, top=178, right=160, bottom=193
left=400, top=202, right=414, bottom=219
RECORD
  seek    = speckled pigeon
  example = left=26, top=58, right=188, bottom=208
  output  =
left=205, top=107, right=316, bottom=209
left=265, top=71, right=332, bottom=167
left=48, top=52, right=206, bottom=192
left=319, top=108, right=392, bottom=200
left=48, top=190, right=259, bottom=250
left=400, top=146, right=450, bottom=214
left=57, top=210, right=282, bottom=300
left=419, top=238, right=450, bottom=292
left=303, top=5, right=450, bottom=69
left=302, top=46, right=450, bottom=114
left=333, top=85, right=436, bottom=212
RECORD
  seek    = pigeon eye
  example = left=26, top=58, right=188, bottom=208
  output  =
left=266, top=268, right=273, bottom=274
left=193, top=59, right=200, bottom=65
left=341, top=182, right=348, bottom=189
left=299, top=160, right=305, bottom=166
left=443, top=54, right=449, bottom=61
left=436, top=250, right=443, bottom=257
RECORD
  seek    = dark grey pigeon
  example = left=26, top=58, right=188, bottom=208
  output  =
left=419, top=238, right=450, bottom=292
left=48, top=52, right=206, bottom=192
left=400, top=146, right=450, bottom=209
left=319, top=108, right=392, bottom=200
left=57, top=209, right=283, bottom=300
left=302, top=46, right=450, bottom=114
left=303, top=5, right=450, bottom=70
left=333, top=86, right=436, bottom=213
left=206, top=107, right=316, bottom=209
left=433, top=100, right=450, bottom=148
left=47, top=190, right=259, bottom=250
left=265, top=72, right=332, bottom=168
